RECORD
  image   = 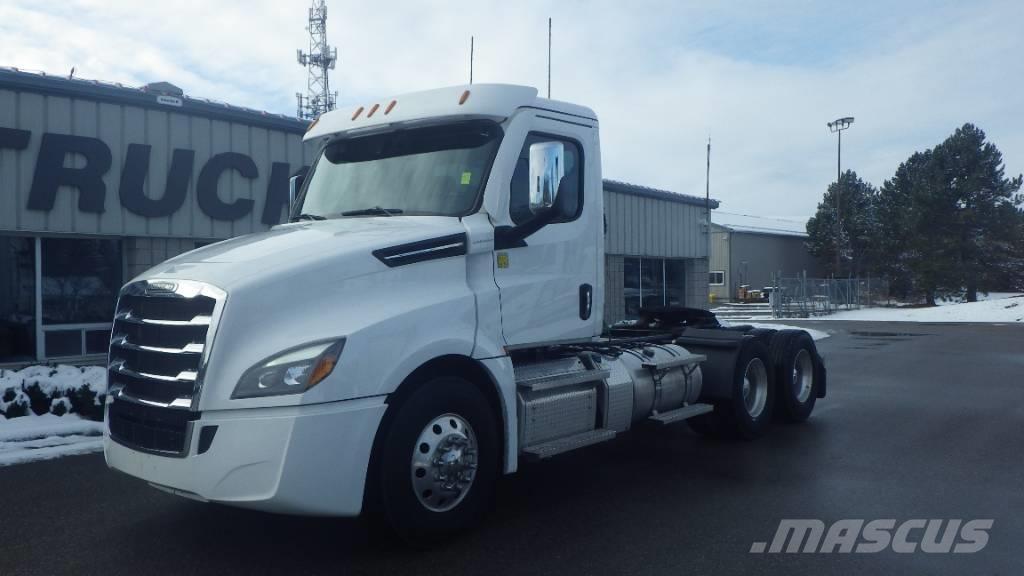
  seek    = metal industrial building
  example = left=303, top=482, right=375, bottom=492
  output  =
left=602, top=180, right=716, bottom=325
left=708, top=213, right=821, bottom=302
left=0, top=68, right=715, bottom=364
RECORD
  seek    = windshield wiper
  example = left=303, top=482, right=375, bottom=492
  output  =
left=341, top=207, right=404, bottom=217
left=292, top=213, right=327, bottom=221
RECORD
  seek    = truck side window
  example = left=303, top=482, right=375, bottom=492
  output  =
left=509, top=134, right=583, bottom=225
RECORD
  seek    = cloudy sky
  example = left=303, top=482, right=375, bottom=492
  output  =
left=2, top=0, right=1021, bottom=221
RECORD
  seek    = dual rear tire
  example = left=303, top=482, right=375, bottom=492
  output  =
left=770, top=330, right=820, bottom=423
left=688, top=329, right=821, bottom=439
left=688, top=339, right=776, bottom=440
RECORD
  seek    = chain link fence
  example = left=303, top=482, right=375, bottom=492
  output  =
left=769, top=273, right=891, bottom=318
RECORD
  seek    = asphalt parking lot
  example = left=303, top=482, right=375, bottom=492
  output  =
left=1, top=321, right=1021, bottom=575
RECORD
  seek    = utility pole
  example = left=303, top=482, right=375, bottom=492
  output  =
left=827, top=116, right=854, bottom=277
left=705, top=136, right=712, bottom=297
left=469, top=36, right=474, bottom=84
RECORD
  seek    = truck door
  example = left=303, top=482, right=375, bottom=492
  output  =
left=492, top=117, right=601, bottom=346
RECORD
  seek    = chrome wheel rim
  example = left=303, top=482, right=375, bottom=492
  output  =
left=411, top=413, right=478, bottom=513
left=792, top=348, right=814, bottom=404
left=741, top=358, right=768, bottom=419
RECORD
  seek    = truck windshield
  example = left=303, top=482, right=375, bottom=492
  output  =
left=298, top=120, right=503, bottom=218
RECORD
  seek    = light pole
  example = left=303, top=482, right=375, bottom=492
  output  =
left=827, top=116, right=854, bottom=276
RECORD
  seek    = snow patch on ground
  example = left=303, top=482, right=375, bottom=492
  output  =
left=720, top=321, right=831, bottom=341
left=822, top=294, right=1024, bottom=323
left=0, top=413, right=103, bottom=467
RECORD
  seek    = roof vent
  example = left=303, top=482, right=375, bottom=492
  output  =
left=141, top=81, right=184, bottom=97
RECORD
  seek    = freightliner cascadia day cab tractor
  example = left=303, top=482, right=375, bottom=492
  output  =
left=104, top=84, right=826, bottom=541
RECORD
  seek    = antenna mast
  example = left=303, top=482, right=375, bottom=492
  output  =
left=296, top=0, right=338, bottom=120
left=706, top=136, right=712, bottom=268
left=547, top=18, right=552, bottom=98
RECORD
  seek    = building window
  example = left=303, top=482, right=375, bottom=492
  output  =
left=0, top=236, right=36, bottom=362
left=666, top=260, right=687, bottom=307
left=40, top=237, right=122, bottom=358
left=623, top=257, right=641, bottom=319
left=640, top=258, right=664, bottom=310
left=41, top=238, right=122, bottom=325
left=622, top=257, right=689, bottom=319
left=709, top=271, right=725, bottom=285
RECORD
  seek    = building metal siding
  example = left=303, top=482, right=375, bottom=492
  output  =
left=602, top=185, right=713, bottom=325
left=603, top=189, right=709, bottom=259
left=0, top=87, right=317, bottom=239
left=711, top=226, right=822, bottom=300
left=709, top=227, right=731, bottom=301
left=728, top=232, right=819, bottom=293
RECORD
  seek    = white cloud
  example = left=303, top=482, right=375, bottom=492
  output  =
left=1, top=0, right=1021, bottom=221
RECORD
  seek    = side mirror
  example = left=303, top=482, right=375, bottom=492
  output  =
left=528, top=142, right=565, bottom=214
left=288, top=174, right=305, bottom=214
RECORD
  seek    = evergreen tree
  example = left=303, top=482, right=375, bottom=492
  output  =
left=805, top=170, right=879, bottom=278
left=930, top=124, right=1024, bottom=300
left=877, top=152, right=931, bottom=298
left=875, top=124, right=1023, bottom=303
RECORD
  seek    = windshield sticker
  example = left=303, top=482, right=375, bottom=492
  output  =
left=461, top=171, right=472, bottom=185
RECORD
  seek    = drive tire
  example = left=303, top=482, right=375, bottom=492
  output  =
left=372, top=376, right=499, bottom=545
left=770, top=330, right=819, bottom=423
left=688, top=339, right=775, bottom=440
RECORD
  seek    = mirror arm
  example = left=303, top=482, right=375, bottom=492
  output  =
left=287, top=173, right=306, bottom=222
left=494, top=206, right=557, bottom=250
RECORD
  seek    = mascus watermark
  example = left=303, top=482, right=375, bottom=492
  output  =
left=750, top=519, right=993, bottom=554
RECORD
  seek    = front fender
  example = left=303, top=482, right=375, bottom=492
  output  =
left=197, top=257, right=479, bottom=411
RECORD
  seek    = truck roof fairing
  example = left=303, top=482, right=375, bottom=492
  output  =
left=304, top=84, right=597, bottom=142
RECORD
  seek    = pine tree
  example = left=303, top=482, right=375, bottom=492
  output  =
left=930, top=124, right=1024, bottom=300
left=805, top=170, right=879, bottom=278
left=877, top=152, right=931, bottom=298
left=875, top=124, right=1023, bottom=303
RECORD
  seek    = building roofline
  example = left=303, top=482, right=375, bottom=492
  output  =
left=0, top=67, right=310, bottom=134
left=602, top=179, right=720, bottom=208
left=711, top=222, right=808, bottom=238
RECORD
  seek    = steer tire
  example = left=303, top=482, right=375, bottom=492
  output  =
left=688, top=339, right=775, bottom=440
left=770, top=330, right=820, bottom=423
left=371, top=376, right=499, bottom=545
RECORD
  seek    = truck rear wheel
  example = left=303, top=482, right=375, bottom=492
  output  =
left=372, top=375, right=499, bottom=544
left=688, top=339, right=775, bottom=440
left=770, top=330, right=819, bottom=422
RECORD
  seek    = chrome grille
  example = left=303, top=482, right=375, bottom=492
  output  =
left=107, top=280, right=224, bottom=456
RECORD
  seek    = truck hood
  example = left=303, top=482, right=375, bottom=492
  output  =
left=136, top=216, right=467, bottom=290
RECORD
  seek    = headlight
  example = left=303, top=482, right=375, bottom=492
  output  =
left=232, top=339, right=345, bottom=399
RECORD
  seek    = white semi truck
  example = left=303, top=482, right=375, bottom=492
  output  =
left=104, top=84, right=826, bottom=541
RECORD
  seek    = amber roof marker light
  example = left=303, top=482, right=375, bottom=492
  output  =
left=351, top=106, right=364, bottom=121
left=384, top=100, right=397, bottom=115
left=305, top=115, right=321, bottom=133
left=459, top=90, right=471, bottom=105
left=367, top=103, right=380, bottom=118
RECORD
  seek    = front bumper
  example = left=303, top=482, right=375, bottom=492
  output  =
left=104, top=396, right=387, bottom=517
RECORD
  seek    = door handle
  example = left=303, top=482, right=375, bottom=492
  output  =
left=579, top=284, right=593, bottom=320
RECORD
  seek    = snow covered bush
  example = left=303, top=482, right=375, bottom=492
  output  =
left=50, top=397, right=71, bottom=417
left=0, top=365, right=107, bottom=421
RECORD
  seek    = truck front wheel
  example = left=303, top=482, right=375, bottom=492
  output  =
left=373, top=376, right=499, bottom=543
